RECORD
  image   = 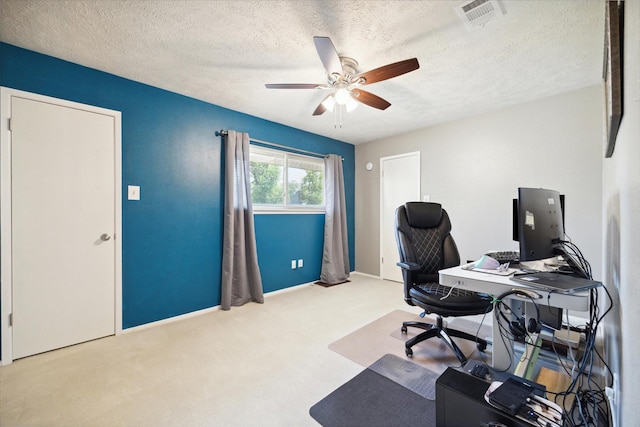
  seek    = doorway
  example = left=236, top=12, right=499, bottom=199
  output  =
left=0, top=88, right=122, bottom=364
left=380, top=152, right=420, bottom=282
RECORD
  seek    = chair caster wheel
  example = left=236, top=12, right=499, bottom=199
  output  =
left=401, top=325, right=408, bottom=334
left=405, top=347, right=413, bottom=357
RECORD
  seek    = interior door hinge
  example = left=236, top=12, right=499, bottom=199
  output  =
left=381, top=257, right=384, bottom=264
left=8, top=117, right=12, bottom=132
left=9, top=313, right=13, bottom=326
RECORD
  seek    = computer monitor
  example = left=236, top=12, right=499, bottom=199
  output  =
left=513, top=188, right=590, bottom=279
left=513, top=193, right=564, bottom=243
left=515, top=188, right=564, bottom=262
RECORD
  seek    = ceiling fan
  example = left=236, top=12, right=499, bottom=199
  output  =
left=265, top=36, right=420, bottom=116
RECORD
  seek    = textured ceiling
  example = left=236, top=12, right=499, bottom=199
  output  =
left=0, top=0, right=605, bottom=145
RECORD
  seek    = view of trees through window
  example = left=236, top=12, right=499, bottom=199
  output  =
left=249, top=146, right=324, bottom=209
left=250, top=161, right=284, bottom=204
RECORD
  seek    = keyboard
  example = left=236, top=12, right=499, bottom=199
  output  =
left=485, top=251, right=519, bottom=263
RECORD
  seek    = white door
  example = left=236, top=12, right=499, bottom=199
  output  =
left=380, top=152, right=420, bottom=282
left=4, top=92, right=119, bottom=360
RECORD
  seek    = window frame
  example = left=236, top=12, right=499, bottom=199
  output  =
left=249, top=144, right=325, bottom=214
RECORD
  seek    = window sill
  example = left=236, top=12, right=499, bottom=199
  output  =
left=253, top=206, right=325, bottom=214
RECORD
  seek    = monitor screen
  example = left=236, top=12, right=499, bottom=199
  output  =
left=516, top=188, right=564, bottom=262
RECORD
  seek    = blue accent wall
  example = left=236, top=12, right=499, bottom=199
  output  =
left=254, top=214, right=327, bottom=293
left=0, top=43, right=355, bottom=330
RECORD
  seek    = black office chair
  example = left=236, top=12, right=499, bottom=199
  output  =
left=394, top=202, right=493, bottom=364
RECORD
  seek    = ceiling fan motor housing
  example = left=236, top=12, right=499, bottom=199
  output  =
left=340, top=57, right=358, bottom=78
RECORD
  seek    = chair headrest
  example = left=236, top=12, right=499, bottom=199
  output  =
left=404, top=202, right=443, bottom=229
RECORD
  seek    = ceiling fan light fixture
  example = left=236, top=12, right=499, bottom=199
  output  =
left=334, top=87, right=350, bottom=105
left=321, top=95, right=336, bottom=112
left=345, top=95, right=358, bottom=112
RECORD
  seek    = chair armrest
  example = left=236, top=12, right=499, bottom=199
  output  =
left=396, top=261, right=420, bottom=271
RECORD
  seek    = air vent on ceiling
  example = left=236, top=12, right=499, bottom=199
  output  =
left=456, top=0, right=503, bottom=29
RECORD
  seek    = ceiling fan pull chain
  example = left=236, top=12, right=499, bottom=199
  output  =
left=334, top=104, right=343, bottom=129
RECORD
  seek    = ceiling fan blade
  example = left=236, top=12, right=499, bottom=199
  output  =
left=313, top=36, right=343, bottom=76
left=356, top=58, right=420, bottom=85
left=313, top=94, right=332, bottom=116
left=352, top=89, right=391, bottom=110
left=265, top=83, right=322, bottom=89
left=313, top=103, right=327, bottom=116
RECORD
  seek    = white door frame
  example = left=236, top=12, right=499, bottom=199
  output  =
left=379, top=151, right=421, bottom=281
left=0, top=87, right=123, bottom=365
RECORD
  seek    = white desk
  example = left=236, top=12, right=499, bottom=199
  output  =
left=439, top=265, right=591, bottom=371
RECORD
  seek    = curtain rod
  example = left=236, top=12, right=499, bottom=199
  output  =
left=215, top=130, right=328, bottom=159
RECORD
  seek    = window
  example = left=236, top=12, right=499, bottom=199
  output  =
left=249, top=145, right=324, bottom=212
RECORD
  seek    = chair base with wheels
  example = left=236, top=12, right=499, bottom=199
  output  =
left=401, top=314, right=488, bottom=364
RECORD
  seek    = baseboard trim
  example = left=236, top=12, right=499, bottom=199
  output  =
left=122, top=282, right=317, bottom=334
left=351, top=271, right=382, bottom=280
left=122, top=306, right=220, bottom=334
left=264, top=282, right=314, bottom=296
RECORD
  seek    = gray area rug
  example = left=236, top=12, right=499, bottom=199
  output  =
left=309, top=356, right=436, bottom=427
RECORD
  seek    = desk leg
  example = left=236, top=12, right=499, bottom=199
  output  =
left=491, top=314, right=512, bottom=371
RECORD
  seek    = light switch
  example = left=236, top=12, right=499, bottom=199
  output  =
left=128, top=185, right=140, bottom=201
left=298, top=259, right=303, bottom=268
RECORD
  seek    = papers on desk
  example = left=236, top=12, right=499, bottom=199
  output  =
left=461, top=262, right=518, bottom=276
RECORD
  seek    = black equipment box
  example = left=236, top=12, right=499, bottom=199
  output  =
left=436, top=368, right=531, bottom=427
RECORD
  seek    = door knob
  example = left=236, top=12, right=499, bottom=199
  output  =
left=100, top=233, right=111, bottom=241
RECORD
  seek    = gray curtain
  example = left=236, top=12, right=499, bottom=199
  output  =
left=320, top=154, right=350, bottom=284
left=221, top=130, right=264, bottom=310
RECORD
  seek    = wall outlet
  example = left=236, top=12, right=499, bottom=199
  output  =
left=298, top=259, right=303, bottom=268
left=605, top=373, right=620, bottom=427
left=291, top=260, right=297, bottom=269
left=128, top=185, right=140, bottom=200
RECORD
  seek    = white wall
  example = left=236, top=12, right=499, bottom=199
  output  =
left=602, top=1, right=640, bottom=425
left=356, top=85, right=603, bottom=281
